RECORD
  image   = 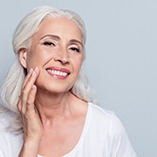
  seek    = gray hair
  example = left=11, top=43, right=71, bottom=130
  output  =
left=0, top=6, right=95, bottom=132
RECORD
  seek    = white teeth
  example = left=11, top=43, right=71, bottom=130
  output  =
left=47, top=69, right=68, bottom=76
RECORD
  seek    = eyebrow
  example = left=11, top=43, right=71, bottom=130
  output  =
left=40, top=34, right=60, bottom=40
left=40, top=34, right=83, bottom=47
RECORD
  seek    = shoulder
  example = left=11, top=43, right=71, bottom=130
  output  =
left=89, top=102, right=117, bottom=124
left=0, top=113, right=23, bottom=156
left=88, top=102, right=127, bottom=135
left=0, top=113, right=22, bottom=143
left=0, top=114, right=13, bottom=145
left=89, top=102, right=114, bottom=116
left=88, top=103, right=137, bottom=156
left=0, top=113, right=14, bottom=138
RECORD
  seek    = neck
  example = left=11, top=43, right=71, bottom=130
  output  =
left=35, top=90, right=74, bottom=122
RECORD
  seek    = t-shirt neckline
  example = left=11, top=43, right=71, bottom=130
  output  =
left=38, top=102, right=93, bottom=157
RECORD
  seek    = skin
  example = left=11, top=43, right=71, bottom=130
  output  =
left=18, top=16, right=88, bottom=157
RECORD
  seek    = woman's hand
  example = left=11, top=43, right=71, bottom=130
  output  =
left=18, top=67, right=42, bottom=157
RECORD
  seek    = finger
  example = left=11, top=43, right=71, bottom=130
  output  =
left=19, top=86, right=37, bottom=130
left=17, top=98, right=22, bottom=112
left=22, top=67, right=39, bottom=89
left=17, top=98, right=26, bottom=129
left=21, top=67, right=39, bottom=113
left=22, top=68, right=33, bottom=89
left=22, top=67, right=39, bottom=101
left=26, top=85, right=37, bottom=113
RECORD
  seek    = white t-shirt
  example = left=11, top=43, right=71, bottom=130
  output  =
left=0, top=103, right=137, bottom=157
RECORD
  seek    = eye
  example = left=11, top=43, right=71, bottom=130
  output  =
left=43, top=41, right=55, bottom=46
left=69, top=46, right=80, bottom=53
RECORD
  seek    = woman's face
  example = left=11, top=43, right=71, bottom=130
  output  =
left=20, top=16, right=84, bottom=94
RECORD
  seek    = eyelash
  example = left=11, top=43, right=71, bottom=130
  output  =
left=43, top=41, right=55, bottom=46
left=42, top=41, right=80, bottom=53
left=69, top=47, right=80, bottom=53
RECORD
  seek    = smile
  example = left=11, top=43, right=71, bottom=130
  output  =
left=46, top=67, right=71, bottom=79
left=47, top=69, right=68, bottom=76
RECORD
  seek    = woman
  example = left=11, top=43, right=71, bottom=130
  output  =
left=0, top=6, right=137, bottom=157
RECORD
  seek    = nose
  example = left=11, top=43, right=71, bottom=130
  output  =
left=54, top=48, right=70, bottom=65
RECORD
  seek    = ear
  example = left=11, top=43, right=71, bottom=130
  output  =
left=19, top=48, right=27, bottom=68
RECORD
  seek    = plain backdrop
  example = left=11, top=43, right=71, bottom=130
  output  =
left=0, top=0, right=157, bottom=157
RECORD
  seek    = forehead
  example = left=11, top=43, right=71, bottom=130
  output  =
left=33, top=16, right=83, bottom=42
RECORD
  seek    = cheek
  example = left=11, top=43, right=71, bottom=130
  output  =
left=26, top=50, right=51, bottom=69
left=73, top=58, right=83, bottom=72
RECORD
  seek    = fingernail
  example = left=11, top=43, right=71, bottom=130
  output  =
left=31, top=85, right=36, bottom=90
left=28, top=68, right=33, bottom=75
left=35, top=67, right=39, bottom=72
left=32, top=70, right=36, bottom=77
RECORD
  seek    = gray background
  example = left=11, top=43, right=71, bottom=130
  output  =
left=0, top=0, right=157, bottom=157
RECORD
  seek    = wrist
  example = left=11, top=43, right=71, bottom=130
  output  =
left=18, top=139, right=40, bottom=157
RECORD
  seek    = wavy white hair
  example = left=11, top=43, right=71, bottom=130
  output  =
left=0, top=6, right=95, bottom=132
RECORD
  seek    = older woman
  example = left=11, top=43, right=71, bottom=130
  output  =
left=0, top=6, right=137, bottom=157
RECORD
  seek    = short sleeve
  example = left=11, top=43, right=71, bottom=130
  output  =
left=109, top=113, right=137, bottom=157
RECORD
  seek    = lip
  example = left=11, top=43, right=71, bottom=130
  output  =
left=46, top=66, right=70, bottom=79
